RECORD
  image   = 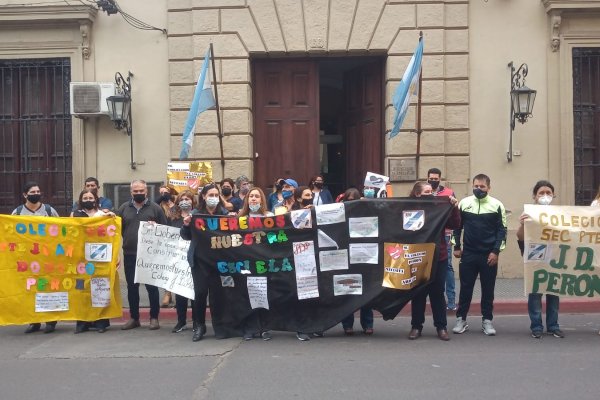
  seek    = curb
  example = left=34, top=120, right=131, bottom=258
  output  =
left=115, top=299, right=599, bottom=323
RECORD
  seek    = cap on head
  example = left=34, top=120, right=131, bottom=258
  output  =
left=284, top=178, right=298, bottom=188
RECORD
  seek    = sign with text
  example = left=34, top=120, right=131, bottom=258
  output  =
left=0, top=215, right=123, bottom=325
left=135, top=223, right=194, bottom=299
left=190, top=198, right=453, bottom=338
left=524, top=205, right=600, bottom=298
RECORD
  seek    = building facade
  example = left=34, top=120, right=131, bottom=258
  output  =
left=1, top=0, right=600, bottom=277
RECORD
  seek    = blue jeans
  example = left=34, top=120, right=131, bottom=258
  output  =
left=528, top=293, right=559, bottom=333
left=444, top=234, right=456, bottom=308
left=342, top=308, right=374, bottom=330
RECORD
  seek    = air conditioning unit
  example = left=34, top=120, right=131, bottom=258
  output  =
left=70, top=82, right=115, bottom=116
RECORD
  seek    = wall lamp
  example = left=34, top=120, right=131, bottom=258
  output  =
left=106, top=71, right=136, bottom=169
left=507, top=62, right=537, bottom=162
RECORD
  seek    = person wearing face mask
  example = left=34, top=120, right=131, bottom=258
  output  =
left=516, top=180, right=564, bottom=339
left=407, top=182, right=460, bottom=341
left=220, top=178, right=243, bottom=212
left=363, top=186, right=376, bottom=199
left=427, top=167, right=458, bottom=311
left=309, top=174, right=333, bottom=206
left=452, top=174, right=507, bottom=336
left=272, top=178, right=299, bottom=214
left=73, top=189, right=115, bottom=334
left=70, top=177, right=114, bottom=215
left=13, top=182, right=59, bottom=334
left=167, top=190, right=200, bottom=336
left=268, top=178, right=285, bottom=211
left=117, top=179, right=168, bottom=331
left=181, top=184, right=228, bottom=341
left=157, top=185, right=177, bottom=307
left=234, top=175, right=251, bottom=204
left=292, top=186, right=314, bottom=210
left=237, top=188, right=274, bottom=341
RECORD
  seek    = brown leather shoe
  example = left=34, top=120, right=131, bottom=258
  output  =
left=437, top=329, right=450, bottom=341
left=149, top=318, right=160, bottom=330
left=408, top=328, right=421, bottom=340
left=121, top=319, right=140, bottom=330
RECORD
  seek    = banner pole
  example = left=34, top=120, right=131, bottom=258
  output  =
left=210, top=42, right=225, bottom=180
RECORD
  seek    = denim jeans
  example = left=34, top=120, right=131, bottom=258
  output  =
left=528, top=293, right=559, bottom=333
left=444, top=234, right=456, bottom=308
left=342, top=308, right=374, bottom=330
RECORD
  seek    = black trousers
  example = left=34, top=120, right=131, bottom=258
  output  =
left=190, top=265, right=208, bottom=325
left=456, top=251, right=497, bottom=321
left=175, top=294, right=197, bottom=325
left=124, top=254, right=160, bottom=320
left=411, top=259, right=448, bottom=330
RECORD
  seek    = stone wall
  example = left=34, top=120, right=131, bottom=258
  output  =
left=167, top=0, right=469, bottom=187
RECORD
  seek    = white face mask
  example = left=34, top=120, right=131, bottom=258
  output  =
left=538, top=195, right=553, bottom=206
left=249, top=203, right=261, bottom=213
left=206, top=197, right=220, bottom=208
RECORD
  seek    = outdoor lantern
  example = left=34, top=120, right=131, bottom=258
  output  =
left=507, top=62, right=536, bottom=162
left=107, top=71, right=136, bottom=169
left=511, top=85, right=537, bottom=124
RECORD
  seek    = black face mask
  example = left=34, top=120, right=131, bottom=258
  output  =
left=159, top=193, right=171, bottom=203
left=221, top=188, right=232, bottom=196
left=26, top=194, right=41, bottom=204
left=133, top=194, right=146, bottom=203
left=301, top=198, right=313, bottom=207
left=427, top=180, right=440, bottom=190
left=82, top=200, right=96, bottom=210
left=473, top=188, right=488, bottom=199
left=314, top=182, right=324, bottom=189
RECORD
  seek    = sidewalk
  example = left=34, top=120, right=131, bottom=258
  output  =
left=118, top=277, right=599, bottom=322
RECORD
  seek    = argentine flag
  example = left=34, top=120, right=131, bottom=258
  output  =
left=179, top=47, right=216, bottom=159
left=389, top=39, right=424, bottom=139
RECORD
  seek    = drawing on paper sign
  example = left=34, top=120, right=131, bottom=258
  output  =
left=526, top=243, right=548, bottom=262
left=402, top=210, right=425, bottom=231
left=85, top=243, right=113, bottom=262
left=291, top=208, right=312, bottom=229
left=315, top=203, right=346, bottom=225
left=349, top=217, right=379, bottom=238
left=333, top=274, right=363, bottom=295
left=221, top=276, right=235, bottom=287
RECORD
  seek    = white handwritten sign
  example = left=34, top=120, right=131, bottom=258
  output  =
left=135, top=223, right=194, bottom=299
left=91, top=277, right=111, bottom=307
left=247, top=276, right=269, bottom=309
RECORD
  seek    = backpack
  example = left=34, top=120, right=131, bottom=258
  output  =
left=16, top=204, right=53, bottom=216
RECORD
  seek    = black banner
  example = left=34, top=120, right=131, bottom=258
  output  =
left=190, top=198, right=453, bottom=338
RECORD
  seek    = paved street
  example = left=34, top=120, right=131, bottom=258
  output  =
left=1, top=313, right=600, bottom=400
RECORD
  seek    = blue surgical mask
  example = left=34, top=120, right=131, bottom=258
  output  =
left=249, top=203, right=261, bottom=212
left=473, top=188, right=488, bottom=199
left=282, top=190, right=294, bottom=199
left=364, top=188, right=375, bottom=198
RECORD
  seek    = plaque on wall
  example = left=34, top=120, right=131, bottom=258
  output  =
left=389, top=158, right=417, bottom=182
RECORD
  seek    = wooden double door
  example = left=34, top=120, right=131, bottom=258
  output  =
left=252, top=58, right=383, bottom=192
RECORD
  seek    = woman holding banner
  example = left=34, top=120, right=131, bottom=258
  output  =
left=181, top=184, right=227, bottom=342
left=517, top=180, right=564, bottom=339
left=407, top=182, right=460, bottom=341
left=73, top=188, right=115, bottom=334
left=238, top=187, right=274, bottom=341
left=168, top=190, right=198, bottom=335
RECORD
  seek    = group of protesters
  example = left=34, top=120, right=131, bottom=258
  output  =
left=11, top=169, right=597, bottom=341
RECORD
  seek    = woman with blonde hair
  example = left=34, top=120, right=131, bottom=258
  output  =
left=238, top=187, right=273, bottom=217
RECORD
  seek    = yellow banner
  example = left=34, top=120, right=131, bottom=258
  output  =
left=382, top=242, right=436, bottom=290
left=524, top=205, right=600, bottom=297
left=0, top=215, right=123, bottom=325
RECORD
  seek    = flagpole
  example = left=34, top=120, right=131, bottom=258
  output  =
left=210, top=42, right=225, bottom=181
left=415, top=31, right=423, bottom=179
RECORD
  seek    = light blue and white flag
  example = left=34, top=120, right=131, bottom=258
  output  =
left=179, top=47, right=216, bottom=159
left=389, top=39, right=424, bottom=139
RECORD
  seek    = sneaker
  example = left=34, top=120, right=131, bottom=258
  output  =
left=243, top=332, right=254, bottom=341
left=296, top=332, right=310, bottom=341
left=171, top=322, right=187, bottom=333
left=312, top=331, right=324, bottom=338
left=531, top=331, right=542, bottom=339
left=447, top=305, right=457, bottom=311
left=548, top=329, right=565, bottom=338
left=482, top=319, right=496, bottom=336
left=261, top=331, right=272, bottom=341
left=452, top=318, right=468, bottom=334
